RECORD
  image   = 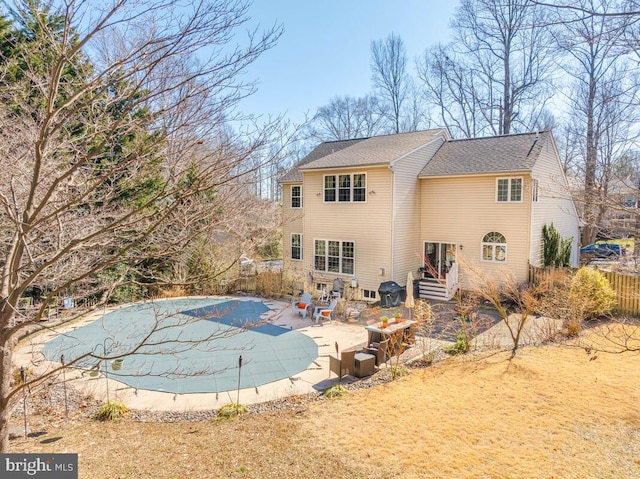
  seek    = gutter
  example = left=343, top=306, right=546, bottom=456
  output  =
left=418, top=169, right=532, bottom=180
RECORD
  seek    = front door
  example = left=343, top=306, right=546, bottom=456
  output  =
left=423, top=242, right=457, bottom=280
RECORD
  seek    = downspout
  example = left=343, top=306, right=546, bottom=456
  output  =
left=526, top=175, right=533, bottom=268
left=526, top=134, right=538, bottom=268
left=389, top=164, right=395, bottom=281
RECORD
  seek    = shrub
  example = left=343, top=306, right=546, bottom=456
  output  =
left=388, top=365, right=411, bottom=378
left=11, top=367, right=32, bottom=386
left=445, top=329, right=470, bottom=355
left=413, top=299, right=432, bottom=323
left=565, top=316, right=584, bottom=337
left=536, top=269, right=596, bottom=338
left=96, top=263, right=147, bottom=303
left=94, top=400, right=129, bottom=421
left=156, top=285, right=188, bottom=298
left=569, top=268, right=616, bottom=319
left=542, top=223, right=572, bottom=267
left=217, top=402, right=249, bottom=419
left=322, top=384, right=349, bottom=398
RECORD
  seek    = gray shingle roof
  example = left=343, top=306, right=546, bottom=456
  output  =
left=419, top=131, right=551, bottom=177
left=279, top=129, right=448, bottom=183
left=279, top=138, right=364, bottom=183
left=298, top=129, right=447, bottom=171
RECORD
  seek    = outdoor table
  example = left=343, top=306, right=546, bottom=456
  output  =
left=354, top=352, right=375, bottom=378
left=365, top=320, right=417, bottom=351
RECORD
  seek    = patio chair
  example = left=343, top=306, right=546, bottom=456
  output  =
left=293, top=293, right=312, bottom=318
left=318, top=286, right=329, bottom=303
left=365, top=339, right=390, bottom=366
left=313, top=299, right=337, bottom=323
left=329, top=349, right=356, bottom=380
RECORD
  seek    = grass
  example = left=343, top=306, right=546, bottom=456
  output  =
left=10, top=324, right=640, bottom=478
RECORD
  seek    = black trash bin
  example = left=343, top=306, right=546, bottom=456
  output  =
left=378, top=281, right=405, bottom=308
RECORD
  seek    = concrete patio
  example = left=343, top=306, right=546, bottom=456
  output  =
left=14, top=298, right=374, bottom=412
left=13, top=296, right=561, bottom=413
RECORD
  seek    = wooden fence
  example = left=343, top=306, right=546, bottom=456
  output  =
left=528, top=264, right=640, bottom=317
left=600, top=270, right=640, bottom=316
left=232, top=270, right=284, bottom=297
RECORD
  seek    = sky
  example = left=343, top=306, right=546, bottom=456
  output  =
left=238, top=1, right=458, bottom=125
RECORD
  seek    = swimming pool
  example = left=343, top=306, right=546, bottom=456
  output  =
left=42, top=297, right=318, bottom=394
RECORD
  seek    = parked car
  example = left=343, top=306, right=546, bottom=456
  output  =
left=580, top=243, right=624, bottom=259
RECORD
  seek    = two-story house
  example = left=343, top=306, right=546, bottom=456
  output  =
left=280, top=129, right=580, bottom=302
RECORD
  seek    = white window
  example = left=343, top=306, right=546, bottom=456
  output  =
left=481, top=232, right=507, bottom=262
left=532, top=178, right=539, bottom=202
left=314, top=239, right=355, bottom=274
left=363, top=289, right=377, bottom=299
left=496, top=177, right=522, bottom=202
left=291, top=234, right=302, bottom=260
left=291, top=185, right=302, bottom=208
left=324, top=174, right=366, bottom=202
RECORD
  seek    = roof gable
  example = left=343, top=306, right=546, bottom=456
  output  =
left=419, top=131, right=551, bottom=177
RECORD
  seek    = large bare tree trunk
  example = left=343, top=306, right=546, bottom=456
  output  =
left=582, top=77, right=598, bottom=245
left=0, top=327, right=15, bottom=452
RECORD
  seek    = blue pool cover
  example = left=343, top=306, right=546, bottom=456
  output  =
left=42, top=298, right=318, bottom=394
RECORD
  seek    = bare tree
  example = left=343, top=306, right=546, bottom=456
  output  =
left=418, top=0, right=555, bottom=138
left=552, top=0, right=638, bottom=245
left=417, top=44, right=487, bottom=138
left=371, top=33, right=408, bottom=134
left=401, top=78, right=431, bottom=133
left=467, top=265, right=548, bottom=358
left=305, top=94, right=386, bottom=141
left=0, top=0, right=285, bottom=451
left=533, top=0, right=640, bottom=19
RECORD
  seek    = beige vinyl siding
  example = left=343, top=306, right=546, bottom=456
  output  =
left=303, top=166, right=393, bottom=298
left=420, top=175, right=532, bottom=286
left=281, top=182, right=305, bottom=286
left=530, top=139, right=581, bottom=267
left=391, top=137, right=446, bottom=285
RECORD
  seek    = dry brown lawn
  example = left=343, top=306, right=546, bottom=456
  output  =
left=10, top=326, right=640, bottom=478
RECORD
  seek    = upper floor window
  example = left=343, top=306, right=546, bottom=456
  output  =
left=314, top=239, right=355, bottom=274
left=324, top=173, right=366, bottom=202
left=532, top=179, right=539, bottom=202
left=496, top=177, right=522, bottom=202
left=291, top=233, right=302, bottom=260
left=291, top=185, right=302, bottom=208
left=481, top=232, right=507, bottom=262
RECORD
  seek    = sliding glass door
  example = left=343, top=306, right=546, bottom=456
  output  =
left=423, top=242, right=457, bottom=280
